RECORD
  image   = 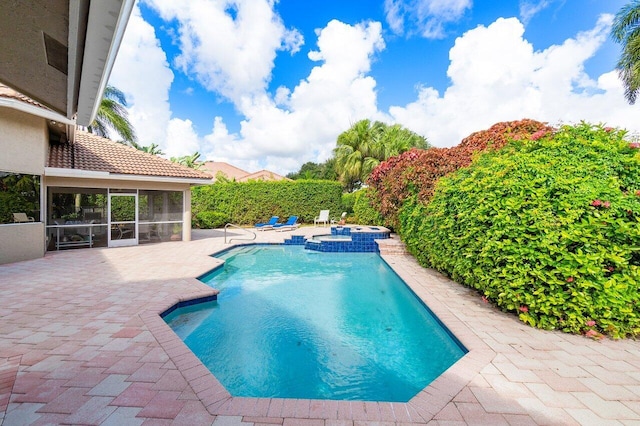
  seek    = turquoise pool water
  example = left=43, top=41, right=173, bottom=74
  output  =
left=163, top=245, right=466, bottom=402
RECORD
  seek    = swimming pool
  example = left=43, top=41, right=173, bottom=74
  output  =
left=163, top=245, right=466, bottom=402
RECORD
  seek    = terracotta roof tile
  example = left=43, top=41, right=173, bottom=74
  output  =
left=49, top=131, right=212, bottom=180
left=238, top=170, right=290, bottom=182
left=201, top=161, right=288, bottom=182
left=0, top=83, right=48, bottom=109
left=200, top=161, right=248, bottom=181
left=1, top=82, right=210, bottom=180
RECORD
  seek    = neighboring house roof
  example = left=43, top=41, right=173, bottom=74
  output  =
left=201, top=161, right=250, bottom=181
left=201, top=161, right=289, bottom=182
left=48, top=131, right=212, bottom=180
left=239, top=170, right=290, bottom=182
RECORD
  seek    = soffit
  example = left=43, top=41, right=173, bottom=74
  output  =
left=0, top=0, right=133, bottom=126
left=0, top=0, right=69, bottom=115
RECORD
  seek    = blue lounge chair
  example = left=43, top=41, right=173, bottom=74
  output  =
left=274, top=215, right=300, bottom=232
left=255, top=216, right=279, bottom=230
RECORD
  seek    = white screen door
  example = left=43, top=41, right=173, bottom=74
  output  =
left=108, top=193, right=138, bottom=247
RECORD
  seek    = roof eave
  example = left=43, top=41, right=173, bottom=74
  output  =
left=45, top=167, right=213, bottom=186
left=0, top=97, right=75, bottom=125
left=74, top=0, right=135, bottom=126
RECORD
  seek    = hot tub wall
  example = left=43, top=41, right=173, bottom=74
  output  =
left=309, top=226, right=390, bottom=252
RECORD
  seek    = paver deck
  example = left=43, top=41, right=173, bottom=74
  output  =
left=1, top=227, right=639, bottom=425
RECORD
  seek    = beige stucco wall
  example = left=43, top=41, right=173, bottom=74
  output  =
left=0, top=107, right=47, bottom=174
left=0, top=222, right=45, bottom=264
left=183, top=188, right=192, bottom=241
left=0, top=107, right=47, bottom=264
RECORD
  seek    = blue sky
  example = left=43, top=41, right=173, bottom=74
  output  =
left=109, top=0, right=637, bottom=174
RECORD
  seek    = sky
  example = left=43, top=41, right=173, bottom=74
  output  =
left=109, top=0, right=638, bottom=175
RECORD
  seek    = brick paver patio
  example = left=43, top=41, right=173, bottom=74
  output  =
left=1, top=227, right=639, bottom=425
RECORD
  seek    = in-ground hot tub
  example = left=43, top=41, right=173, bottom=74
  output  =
left=304, top=225, right=391, bottom=252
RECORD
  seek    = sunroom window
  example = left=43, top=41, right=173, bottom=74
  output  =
left=0, top=172, right=40, bottom=224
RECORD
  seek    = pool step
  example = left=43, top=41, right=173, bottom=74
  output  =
left=376, top=237, right=409, bottom=255
left=304, top=241, right=322, bottom=251
left=283, top=235, right=307, bottom=245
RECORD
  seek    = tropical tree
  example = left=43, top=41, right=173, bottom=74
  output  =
left=333, top=120, right=428, bottom=191
left=334, top=120, right=383, bottom=191
left=89, top=85, right=137, bottom=143
left=286, top=159, right=338, bottom=180
left=139, top=143, right=164, bottom=156
left=171, top=152, right=203, bottom=169
left=381, top=124, right=429, bottom=157
left=214, top=171, right=233, bottom=183
left=611, top=1, right=640, bottom=104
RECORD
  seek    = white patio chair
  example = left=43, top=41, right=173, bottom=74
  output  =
left=314, top=210, right=330, bottom=227
left=13, top=212, right=35, bottom=223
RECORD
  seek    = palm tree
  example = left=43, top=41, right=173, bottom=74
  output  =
left=611, top=1, right=640, bottom=104
left=334, top=120, right=428, bottom=191
left=170, top=152, right=203, bottom=169
left=334, top=120, right=383, bottom=191
left=89, top=85, right=137, bottom=143
left=380, top=124, right=428, bottom=158
left=140, top=143, right=164, bottom=156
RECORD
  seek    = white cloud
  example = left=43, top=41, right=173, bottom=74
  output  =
left=384, top=0, right=405, bottom=35
left=110, top=4, right=215, bottom=158
left=519, top=0, right=551, bottom=26
left=200, top=20, right=387, bottom=173
left=389, top=14, right=639, bottom=148
left=146, top=0, right=303, bottom=105
left=112, top=1, right=385, bottom=169
left=111, top=3, right=640, bottom=176
left=384, top=0, right=472, bottom=39
left=165, top=118, right=201, bottom=158
left=109, top=5, right=174, bottom=150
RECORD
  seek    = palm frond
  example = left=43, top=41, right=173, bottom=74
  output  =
left=89, top=85, right=137, bottom=142
left=612, top=2, right=640, bottom=104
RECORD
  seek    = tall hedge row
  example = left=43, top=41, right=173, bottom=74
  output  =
left=367, top=119, right=553, bottom=229
left=352, top=189, right=385, bottom=226
left=399, top=123, right=640, bottom=338
left=191, top=180, right=344, bottom=226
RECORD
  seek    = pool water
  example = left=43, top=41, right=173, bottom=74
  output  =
left=163, top=245, right=466, bottom=402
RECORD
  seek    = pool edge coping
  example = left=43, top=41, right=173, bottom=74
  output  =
left=140, top=246, right=496, bottom=422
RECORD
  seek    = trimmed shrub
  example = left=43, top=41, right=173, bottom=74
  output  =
left=352, top=189, right=385, bottom=226
left=400, top=123, right=640, bottom=338
left=192, top=180, right=343, bottom=225
left=368, top=119, right=554, bottom=229
left=193, top=211, right=229, bottom=229
left=341, top=191, right=357, bottom=214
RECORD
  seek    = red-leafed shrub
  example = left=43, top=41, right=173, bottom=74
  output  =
left=367, top=119, right=554, bottom=229
left=400, top=122, right=640, bottom=338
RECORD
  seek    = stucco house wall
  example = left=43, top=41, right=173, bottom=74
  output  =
left=0, top=108, right=47, bottom=263
left=0, top=105, right=47, bottom=175
left=0, top=86, right=210, bottom=265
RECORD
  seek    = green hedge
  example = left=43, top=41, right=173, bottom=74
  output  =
left=193, top=211, right=230, bottom=229
left=400, top=123, right=640, bottom=338
left=341, top=191, right=357, bottom=214
left=192, top=180, right=344, bottom=226
left=353, top=189, right=385, bottom=226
